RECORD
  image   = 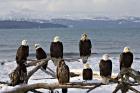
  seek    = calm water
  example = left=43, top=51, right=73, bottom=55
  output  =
left=0, top=28, right=140, bottom=81
left=0, top=28, right=140, bottom=59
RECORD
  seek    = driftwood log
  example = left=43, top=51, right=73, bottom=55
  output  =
left=1, top=82, right=103, bottom=93
left=0, top=58, right=55, bottom=86
left=113, top=68, right=140, bottom=93
left=1, top=59, right=140, bottom=93
left=25, top=58, right=80, bottom=82
left=25, top=58, right=55, bottom=83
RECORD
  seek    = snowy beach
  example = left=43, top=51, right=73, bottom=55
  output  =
left=0, top=0, right=140, bottom=92
left=0, top=56, right=140, bottom=93
left=0, top=28, right=140, bottom=92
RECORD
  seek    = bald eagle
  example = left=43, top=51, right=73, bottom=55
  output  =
left=99, top=54, right=112, bottom=84
left=56, top=60, right=70, bottom=93
left=16, top=40, right=29, bottom=65
left=50, top=36, right=63, bottom=66
left=82, top=63, right=93, bottom=80
left=79, top=33, right=92, bottom=63
left=99, top=59, right=112, bottom=77
left=35, top=44, right=47, bottom=70
left=120, top=47, right=133, bottom=70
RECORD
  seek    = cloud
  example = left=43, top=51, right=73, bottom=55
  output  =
left=0, top=0, right=140, bottom=19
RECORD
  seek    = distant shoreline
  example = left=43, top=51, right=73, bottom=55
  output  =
left=0, top=20, right=68, bottom=29
left=0, top=19, right=140, bottom=29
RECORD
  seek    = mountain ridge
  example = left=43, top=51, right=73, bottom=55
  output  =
left=50, top=17, right=140, bottom=28
left=0, top=20, right=67, bottom=29
left=0, top=16, right=140, bottom=29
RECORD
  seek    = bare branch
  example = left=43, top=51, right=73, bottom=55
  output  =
left=87, top=83, right=102, bottom=93
left=0, top=81, right=10, bottom=85
left=2, top=82, right=103, bottom=93
left=128, top=85, right=140, bottom=93
left=26, top=58, right=51, bottom=67
left=40, top=68, right=56, bottom=78
left=25, top=58, right=50, bottom=83
left=113, top=68, right=140, bottom=93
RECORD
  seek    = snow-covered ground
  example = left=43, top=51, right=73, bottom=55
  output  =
left=0, top=73, right=140, bottom=93
left=0, top=58, right=140, bottom=93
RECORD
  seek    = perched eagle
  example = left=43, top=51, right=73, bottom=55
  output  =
left=82, top=63, right=93, bottom=80
left=9, top=63, right=27, bottom=86
left=56, top=59, right=70, bottom=93
left=99, top=54, right=112, bottom=77
left=50, top=36, right=63, bottom=66
left=119, top=47, right=133, bottom=70
left=99, top=54, right=112, bottom=84
left=16, top=40, right=29, bottom=65
left=35, top=44, right=47, bottom=70
left=79, top=33, right=92, bottom=63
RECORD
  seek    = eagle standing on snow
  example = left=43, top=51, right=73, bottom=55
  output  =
left=79, top=33, right=92, bottom=64
left=16, top=40, right=29, bottom=65
left=119, top=47, right=133, bottom=70
left=35, top=44, right=47, bottom=70
left=82, top=63, right=93, bottom=80
left=50, top=36, right=63, bottom=66
left=99, top=54, right=112, bottom=84
left=56, top=59, right=70, bottom=93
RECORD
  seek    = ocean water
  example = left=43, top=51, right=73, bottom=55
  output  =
left=0, top=28, right=140, bottom=81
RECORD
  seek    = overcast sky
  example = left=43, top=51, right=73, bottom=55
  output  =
left=0, top=0, right=140, bottom=19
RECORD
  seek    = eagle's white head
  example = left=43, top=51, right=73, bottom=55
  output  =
left=34, top=44, right=40, bottom=49
left=81, top=33, right=88, bottom=41
left=53, top=36, right=60, bottom=42
left=102, top=54, right=109, bottom=61
left=21, top=40, right=28, bottom=46
left=83, top=63, right=90, bottom=69
left=123, top=47, right=130, bottom=53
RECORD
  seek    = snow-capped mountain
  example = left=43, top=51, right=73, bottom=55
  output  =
left=0, top=16, right=140, bottom=29
left=50, top=16, right=140, bottom=28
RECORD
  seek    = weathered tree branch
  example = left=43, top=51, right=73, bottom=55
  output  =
left=128, top=85, right=140, bottom=93
left=1, top=82, right=103, bottom=93
left=40, top=68, right=56, bottom=78
left=113, top=68, right=140, bottom=93
left=26, top=58, right=80, bottom=81
left=87, top=83, right=102, bottom=93
left=117, top=68, right=140, bottom=83
left=26, top=58, right=51, bottom=67
left=25, top=58, right=51, bottom=83
left=0, top=81, right=10, bottom=85
left=2, top=59, right=140, bottom=93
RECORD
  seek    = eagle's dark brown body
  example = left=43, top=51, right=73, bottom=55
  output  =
left=35, top=47, right=47, bottom=69
left=56, top=60, right=70, bottom=93
left=79, top=39, right=92, bottom=57
left=99, top=59, right=112, bottom=77
left=16, top=45, right=29, bottom=65
left=50, top=42, right=63, bottom=58
left=119, top=52, right=133, bottom=70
